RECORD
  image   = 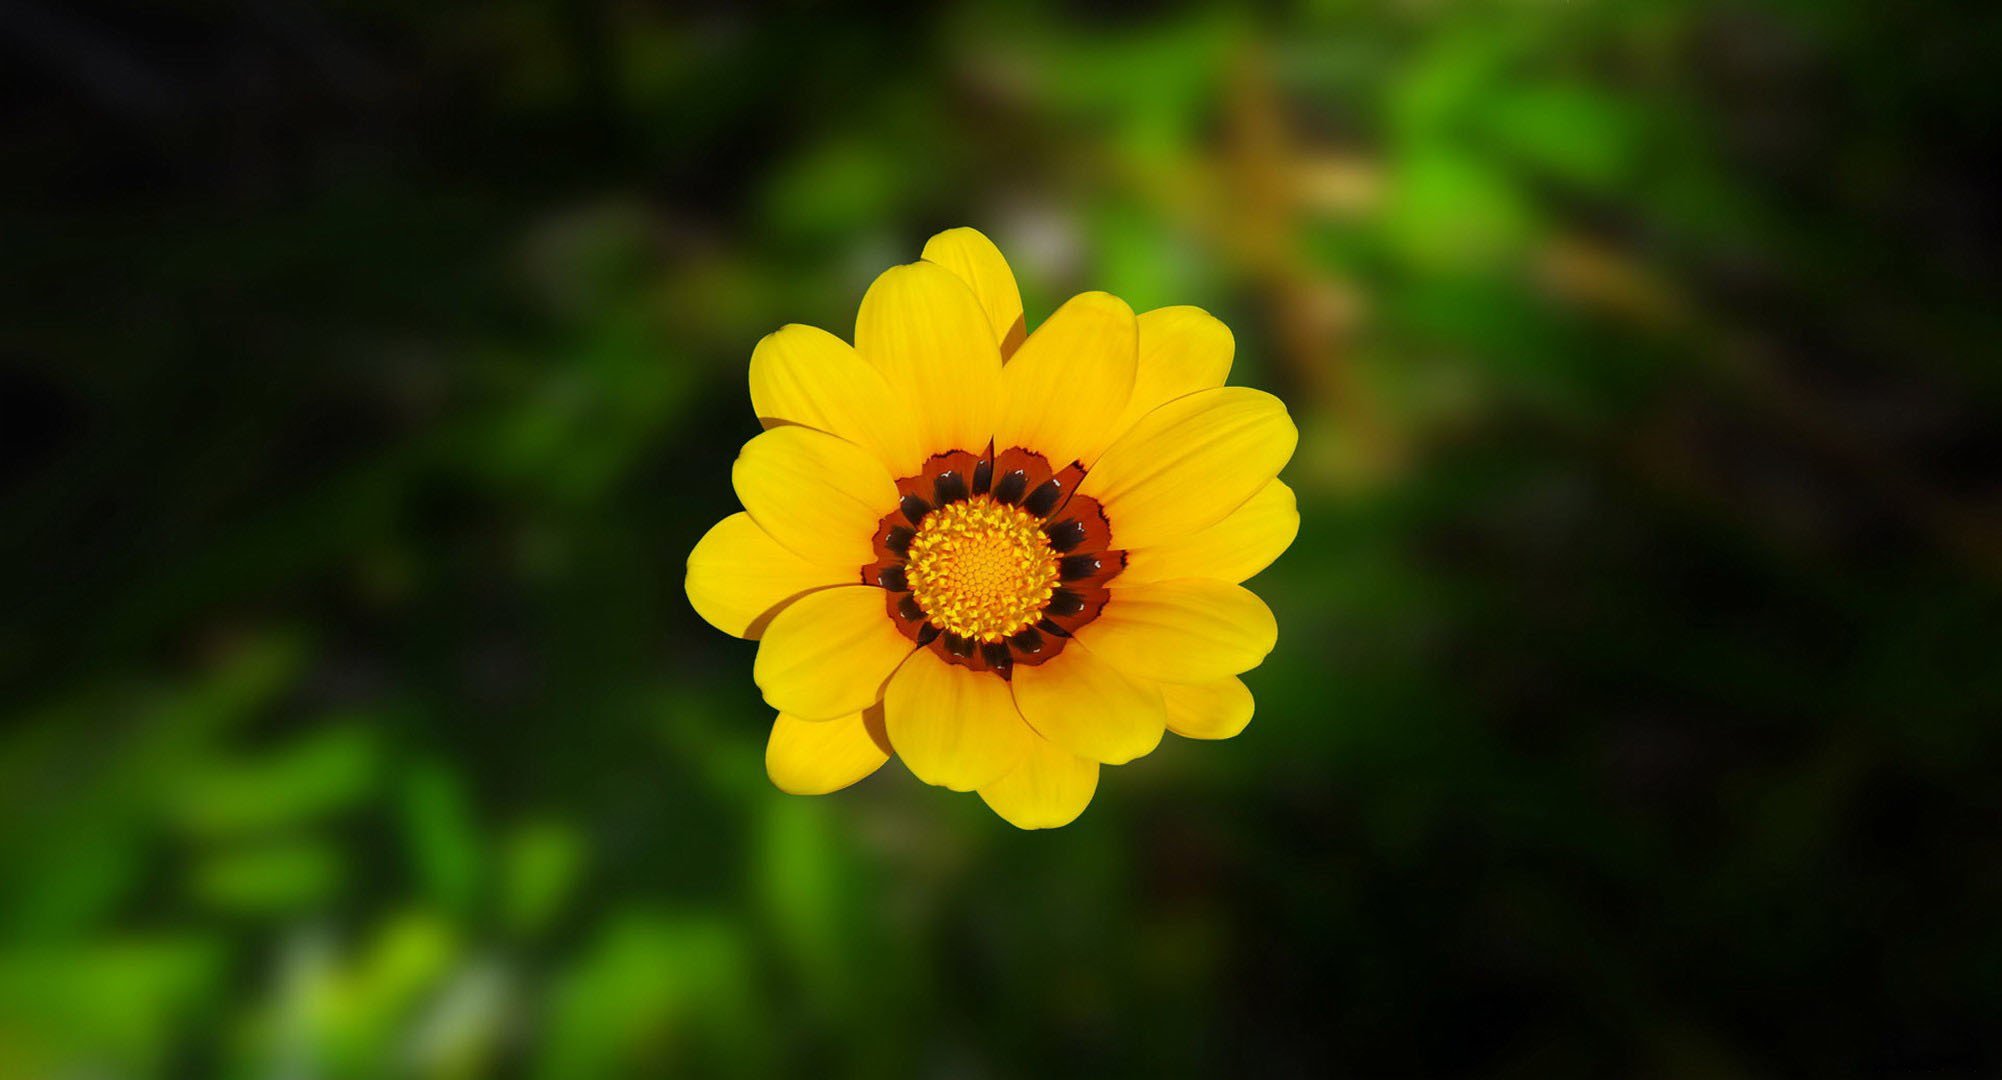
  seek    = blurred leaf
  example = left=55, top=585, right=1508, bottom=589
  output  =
left=1092, top=204, right=1206, bottom=313
left=0, top=936, right=222, bottom=1077
left=311, top=912, right=464, bottom=1077
left=404, top=958, right=512, bottom=1080
left=169, top=723, right=380, bottom=838
left=535, top=912, right=762, bottom=1079
left=1010, top=15, right=1237, bottom=162
left=467, top=309, right=695, bottom=505
left=1483, top=83, right=1641, bottom=191
left=755, top=798, right=848, bottom=997
left=1380, top=148, right=1537, bottom=270
left=189, top=839, right=344, bottom=914
left=1388, top=24, right=1519, bottom=140
left=0, top=634, right=309, bottom=941
left=761, top=139, right=912, bottom=242
left=500, top=819, right=585, bottom=936
left=401, top=763, right=484, bottom=917
left=0, top=829, right=141, bottom=949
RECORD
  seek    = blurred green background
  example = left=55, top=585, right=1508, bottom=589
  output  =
left=5, top=1, right=2002, bottom=1076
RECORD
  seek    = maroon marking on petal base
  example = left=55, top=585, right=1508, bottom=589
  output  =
left=1065, top=550, right=1127, bottom=589
left=932, top=469, right=969, bottom=506
left=1022, top=477, right=1066, bottom=517
left=1039, top=493, right=1123, bottom=589
left=981, top=642, right=1014, bottom=674
left=1043, top=518, right=1088, bottom=552
left=862, top=514, right=912, bottom=587
left=1044, top=494, right=1114, bottom=554
left=1038, top=461, right=1089, bottom=520
left=885, top=588, right=922, bottom=628
left=1046, top=588, right=1087, bottom=618
left=989, top=447, right=1055, bottom=506
left=927, top=625, right=1054, bottom=677
left=991, top=467, right=1029, bottom=505
left=895, top=450, right=984, bottom=512
left=869, top=445, right=1118, bottom=676
left=1038, top=584, right=1110, bottom=638
left=1058, top=553, right=1103, bottom=581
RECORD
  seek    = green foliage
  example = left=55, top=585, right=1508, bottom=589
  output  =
left=3, top=0, right=1999, bottom=1075
left=171, top=724, right=380, bottom=839
left=402, top=760, right=487, bottom=918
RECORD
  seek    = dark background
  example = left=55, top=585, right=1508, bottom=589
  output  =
left=4, top=2, right=2002, bottom=1076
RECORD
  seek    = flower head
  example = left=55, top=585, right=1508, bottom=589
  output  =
left=686, top=228, right=1299, bottom=828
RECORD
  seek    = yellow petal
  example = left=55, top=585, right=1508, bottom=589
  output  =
left=685, top=513, right=850, bottom=639
left=1162, top=677, right=1255, bottom=740
left=753, top=586, right=914, bottom=720
left=920, top=227, right=1026, bottom=356
left=732, top=425, right=897, bottom=568
left=1120, top=479, right=1299, bottom=586
left=747, top=323, right=922, bottom=476
left=978, top=734, right=1099, bottom=830
left=765, top=707, right=892, bottom=795
left=854, top=261, right=1003, bottom=461
left=1076, top=578, right=1277, bottom=684
left=1009, top=641, right=1165, bottom=765
left=1079, top=387, right=1297, bottom=550
left=881, top=648, right=1032, bottom=791
left=1108, top=306, right=1234, bottom=434
left=990, top=292, right=1137, bottom=468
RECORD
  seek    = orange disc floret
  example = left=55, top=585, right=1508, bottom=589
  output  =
left=904, top=495, right=1060, bottom=642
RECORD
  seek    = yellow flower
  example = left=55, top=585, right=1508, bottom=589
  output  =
left=685, top=228, right=1299, bottom=829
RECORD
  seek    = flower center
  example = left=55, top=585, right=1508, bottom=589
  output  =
left=903, top=494, right=1060, bottom=642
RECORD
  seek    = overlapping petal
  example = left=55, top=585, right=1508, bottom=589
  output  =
left=991, top=291, right=1137, bottom=469
left=732, top=425, right=898, bottom=568
left=1162, top=677, right=1256, bottom=740
left=1076, top=578, right=1278, bottom=685
left=1078, top=386, right=1297, bottom=551
left=748, top=324, right=921, bottom=476
left=1109, top=306, right=1234, bottom=435
left=1009, top=641, right=1165, bottom=765
left=882, top=649, right=1033, bottom=791
left=1120, top=479, right=1299, bottom=586
left=753, top=586, right=914, bottom=721
left=766, top=707, right=893, bottom=795
left=855, top=261, right=1003, bottom=462
left=685, top=512, right=850, bottom=639
left=920, top=227, right=1026, bottom=357
left=978, top=734, right=1099, bottom=830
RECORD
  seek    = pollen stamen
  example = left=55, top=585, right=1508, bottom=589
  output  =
left=903, top=495, right=1060, bottom=643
